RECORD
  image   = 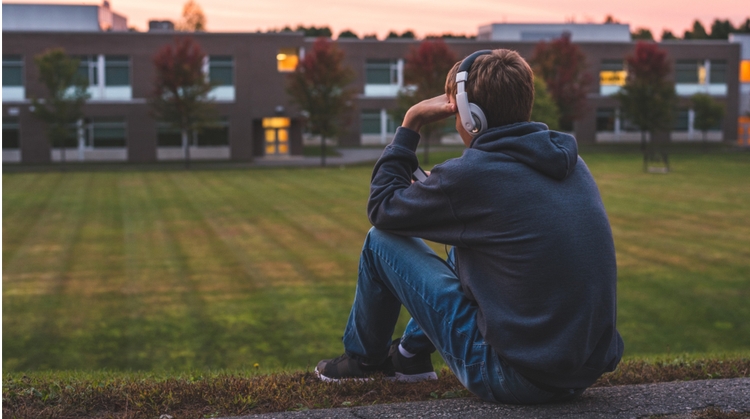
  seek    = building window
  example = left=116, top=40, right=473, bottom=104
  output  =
left=364, top=59, right=403, bottom=97
left=360, top=109, right=396, bottom=144
left=709, top=60, right=727, bottom=84
left=105, top=56, right=130, bottom=86
left=3, top=55, right=23, bottom=87
left=675, top=59, right=727, bottom=96
left=361, top=110, right=382, bottom=134
left=366, top=59, right=399, bottom=84
left=673, top=109, right=690, bottom=131
left=741, top=60, right=750, bottom=83
left=599, top=60, right=626, bottom=96
left=197, top=119, right=229, bottom=146
left=2, top=117, right=20, bottom=149
left=263, top=117, right=290, bottom=155
left=596, top=108, right=616, bottom=132
left=92, top=119, right=126, bottom=148
left=3, top=55, right=25, bottom=101
left=207, top=56, right=235, bottom=101
left=157, top=124, right=182, bottom=147
left=209, top=56, right=233, bottom=86
left=676, top=60, right=701, bottom=84
left=277, top=48, right=299, bottom=72
left=76, top=55, right=99, bottom=86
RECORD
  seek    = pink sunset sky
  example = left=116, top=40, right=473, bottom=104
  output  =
left=6, top=0, right=748, bottom=39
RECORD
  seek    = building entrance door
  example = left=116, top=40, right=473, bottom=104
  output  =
left=263, top=117, right=290, bottom=156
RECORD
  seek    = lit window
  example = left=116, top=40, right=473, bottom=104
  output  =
left=599, top=60, right=626, bottom=86
left=2, top=55, right=23, bottom=87
left=741, top=60, right=750, bottom=83
left=105, top=56, right=129, bottom=86
left=277, top=48, right=299, bottom=72
left=262, top=117, right=291, bottom=155
left=209, top=56, right=233, bottom=86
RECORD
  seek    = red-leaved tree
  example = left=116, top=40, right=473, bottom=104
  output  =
left=531, top=33, right=593, bottom=131
left=150, top=36, right=216, bottom=168
left=393, top=39, right=457, bottom=164
left=286, top=37, right=354, bottom=167
left=616, top=42, right=675, bottom=150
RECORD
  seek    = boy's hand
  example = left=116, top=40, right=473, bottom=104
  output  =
left=402, top=95, right=456, bottom=133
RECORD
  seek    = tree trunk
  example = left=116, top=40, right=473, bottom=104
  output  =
left=640, top=130, right=647, bottom=152
left=182, top=129, right=191, bottom=169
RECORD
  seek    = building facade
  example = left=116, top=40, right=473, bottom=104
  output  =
left=2, top=27, right=743, bottom=164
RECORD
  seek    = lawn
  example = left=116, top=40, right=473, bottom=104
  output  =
left=3, top=150, right=750, bottom=373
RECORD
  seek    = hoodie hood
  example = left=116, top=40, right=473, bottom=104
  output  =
left=470, top=122, right=579, bottom=180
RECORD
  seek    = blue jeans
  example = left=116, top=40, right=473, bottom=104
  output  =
left=342, top=227, right=583, bottom=404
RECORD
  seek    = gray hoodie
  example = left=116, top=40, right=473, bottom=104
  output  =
left=368, top=122, right=623, bottom=389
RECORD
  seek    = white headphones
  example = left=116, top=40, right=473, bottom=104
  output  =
left=456, top=50, right=492, bottom=137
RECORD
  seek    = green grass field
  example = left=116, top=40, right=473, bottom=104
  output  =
left=3, top=150, right=749, bottom=373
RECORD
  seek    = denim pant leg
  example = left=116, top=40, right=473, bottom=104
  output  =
left=342, top=227, right=581, bottom=404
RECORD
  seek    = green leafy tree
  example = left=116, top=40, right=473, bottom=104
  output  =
left=616, top=42, right=676, bottom=150
left=684, top=20, right=708, bottom=39
left=391, top=39, right=457, bottom=164
left=30, top=48, right=89, bottom=164
left=295, top=25, right=332, bottom=37
left=337, top=29, right=358, bottom=39
left=150, top=36, right=217, bottom=168
left=531, top=77, right=560, bottom=131
left=691, top=93, right=725, bottom=142
left=709, top=19, right=734, bottom=39
left=631, top=28, right=654, bottom=40
left=286, top=37, right=354, bottom=166
left=178, top=0, right=206, bottom=32
left=661, top=30, right=677, bottom=40
left=531, top=33, right=594, bottom=131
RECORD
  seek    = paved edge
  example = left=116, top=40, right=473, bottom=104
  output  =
left=225, top=378, right=750, bottom=419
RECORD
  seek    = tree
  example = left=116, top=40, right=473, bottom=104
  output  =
left=531, top=77, right=560, bottom=131
left=661, top=30, right=677, bottom=40
left=286, top=37, right=354, bottom=167
left=691, top=93, right=725, bottom=142
left=295, top=25, right=332, bottom=37
left=392, top=39, right=457, bottom=164
left=338, top=29, right=358, bottom=39
left=30, top=48, right=89, bottom=164
left=150, top=36, right=217, bottom=168
left=616, top=42, right=676, bottom=150
left=709, top=19, right=734, bottom=39
left=178, top=0, right=206, bottom=32
left=604, top=15, right=620, bottom=24
left=631, top=28, right=654, bottom=40
left=531, top=33, right=594, bottom=131
left=683, top=20, right=708, bottom=39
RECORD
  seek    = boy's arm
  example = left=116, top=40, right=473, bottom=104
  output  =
left=367, top=95, right=467, bottom=246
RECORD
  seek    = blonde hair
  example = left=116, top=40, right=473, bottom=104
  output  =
left=445, top=49, right=535, bottom=129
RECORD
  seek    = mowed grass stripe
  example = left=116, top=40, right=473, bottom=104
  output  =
left=2, top=173, right=65, bottom=263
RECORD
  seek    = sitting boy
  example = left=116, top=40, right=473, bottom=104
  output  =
left=315, top=49, right=623, bottom=404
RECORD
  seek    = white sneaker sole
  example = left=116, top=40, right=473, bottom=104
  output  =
left=315, top=367, right=437, bottom=383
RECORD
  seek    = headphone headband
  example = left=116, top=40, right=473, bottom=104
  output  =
left=456, top=50, right=492, bottom=137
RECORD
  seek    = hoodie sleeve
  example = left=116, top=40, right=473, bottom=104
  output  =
left=367, top=127, right=467, bottom=247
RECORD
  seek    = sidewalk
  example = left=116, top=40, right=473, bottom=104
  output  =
left=252, top=148, right=385, bottom=167
left=227, top=378, right=749, bottom=419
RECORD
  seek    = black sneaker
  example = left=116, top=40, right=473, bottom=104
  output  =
left=389, top=339, right=438, bottom=382
left=315, top=353, right=390, bottom=382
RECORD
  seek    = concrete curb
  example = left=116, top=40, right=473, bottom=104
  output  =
left=226, top=378, right=750, bottom=419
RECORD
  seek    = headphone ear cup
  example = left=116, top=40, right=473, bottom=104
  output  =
left=468, top=103, right=488, bottom=136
